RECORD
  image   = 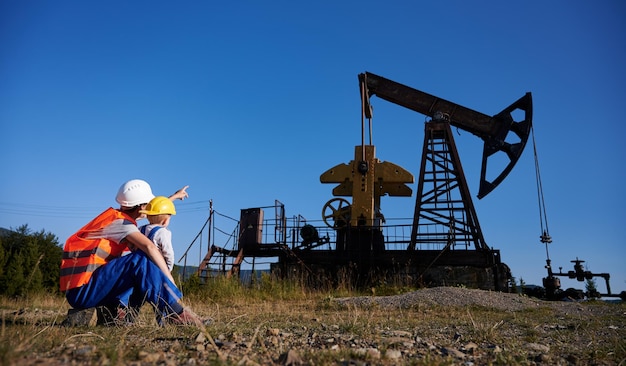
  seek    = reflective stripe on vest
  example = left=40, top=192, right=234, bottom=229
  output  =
left=59, top=207, right=136, bottom=292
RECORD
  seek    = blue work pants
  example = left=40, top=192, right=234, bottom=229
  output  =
left=65, top=250, right=184, bottom=317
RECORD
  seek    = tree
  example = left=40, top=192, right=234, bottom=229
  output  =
left=585, top=277, right=600, bottom=299
left=509, top=276, right=519, bottom=294
left=0, top=225, right=63, bottom=296
left=30, top=230, right=63, bottom=290
left=0, top=238, right=6, bottom=279
left=1, top=250, right=25, bottom=296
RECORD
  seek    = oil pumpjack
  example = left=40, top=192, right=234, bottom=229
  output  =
left=312, top=72, right=532, bottom=290
left=197, top=72, right=533, bottom=291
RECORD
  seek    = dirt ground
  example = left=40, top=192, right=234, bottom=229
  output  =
left=3, top=287, right=625, bottom=365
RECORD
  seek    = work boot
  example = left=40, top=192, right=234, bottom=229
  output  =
left=98, top=305, right=136, bottom=326
left=62, top=308, right=98, bottom=327
left=115, top=306, right=140, bottom=325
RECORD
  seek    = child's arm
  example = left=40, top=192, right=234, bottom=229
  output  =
left=169, top=185, right=189, bottom=201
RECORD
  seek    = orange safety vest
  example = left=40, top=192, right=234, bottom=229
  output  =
left=60, top=208, right=136, bottom=292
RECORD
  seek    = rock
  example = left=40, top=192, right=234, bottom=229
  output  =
left=74, top=345, right=96, bottom=357
left=385, top=349, right=402, bottom=360
left=384, top=337, right=414, bottom=348
left=355, top=347, right=381, bottom=359
left=487, top=344, right=502, bottom=353
left=278, top=349, right=303, bottom=365
left=140, top=351, right=161, bottom=363
left=462, top=342, right=479, bottom=354
left=195, top=332, right=206, bottom=344
left=526, top=342, right=550, bottom=353
left=390, top=330, right=413, bottom=337
left=442, top=347, right=466, bottom=359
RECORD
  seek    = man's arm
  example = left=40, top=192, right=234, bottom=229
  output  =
left=124, top=232, right=176, bottom=284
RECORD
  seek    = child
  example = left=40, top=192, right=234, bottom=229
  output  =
left=113, top=195, right=179, bottom=324
left=138, top=196, right=177, bottom=272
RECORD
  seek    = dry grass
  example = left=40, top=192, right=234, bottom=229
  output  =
left=1, top=278, right=625, bottom=365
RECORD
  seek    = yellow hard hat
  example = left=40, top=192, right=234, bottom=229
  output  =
left=140, top=196, right=176, bottom=215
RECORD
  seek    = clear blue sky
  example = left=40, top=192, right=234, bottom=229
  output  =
left=1, top=1, right=624, bottom=294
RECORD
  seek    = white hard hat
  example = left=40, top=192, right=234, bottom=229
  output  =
left=115, top=179, right=155, bottom=207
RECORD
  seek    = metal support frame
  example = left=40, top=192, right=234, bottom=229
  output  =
left=409, top=120, right=488, bottom=251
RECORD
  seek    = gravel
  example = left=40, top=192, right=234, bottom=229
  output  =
left=334, top=286, right=622, bottom=316
left=335, top=287, right=545, bottom=311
